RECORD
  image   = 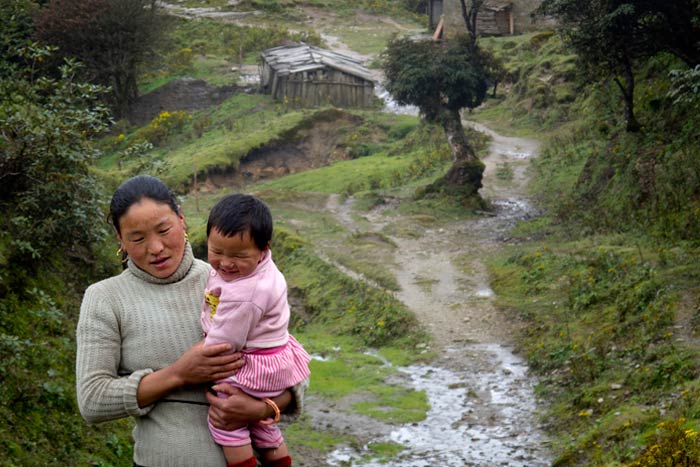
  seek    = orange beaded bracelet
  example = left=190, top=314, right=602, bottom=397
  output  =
left=259, top=397, right=280, bottom=425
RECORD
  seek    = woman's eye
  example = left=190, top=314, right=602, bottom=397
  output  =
left=159, top=228, right=171, bottom=234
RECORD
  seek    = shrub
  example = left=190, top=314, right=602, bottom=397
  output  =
left=140, top=110, right=190, bottom=146
left=168, top=47, right=193, bottom=73
left=627, top=418, right=700, bottom=467
left=0, top=45, right=109, bottom=266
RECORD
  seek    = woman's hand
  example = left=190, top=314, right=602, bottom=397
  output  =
left=136, top=340, right=243, bottom=408
left=206, top=383, right=293, bottom=430
left=171, top=340, right=244, bottom=386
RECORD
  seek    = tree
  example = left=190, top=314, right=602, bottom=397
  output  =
left=0, top=44, right=110, bottom=266
left=382, top=35, right=488, bottom=196
left=459, top=0, right=486, bottom=50
left=34, top=0, right=163, bottom=118
left=537, top=0, right=700, bottom=132
left=0, top=0, right=37, bottom=76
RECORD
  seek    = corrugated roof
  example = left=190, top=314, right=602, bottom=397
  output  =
left=260, top=43, right=376, bottom=83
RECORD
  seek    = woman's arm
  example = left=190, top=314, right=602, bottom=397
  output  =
left=77, top=286, right=244, bottom=420
left=206, top=383, right=294, bottom=431
left=136, top=340, right=244, bottom=408
left=76, top=288, right=144, bottom=423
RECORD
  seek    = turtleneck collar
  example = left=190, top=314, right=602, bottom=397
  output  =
left=127, top=242, right=195, bottom=285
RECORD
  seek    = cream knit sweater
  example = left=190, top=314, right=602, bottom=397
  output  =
left=76, top=244, right=306, bottom=466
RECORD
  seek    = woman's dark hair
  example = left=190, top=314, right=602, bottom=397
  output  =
left=206, top=194, right=272, bottom=250
left=109, top=175, right=180, bottom=235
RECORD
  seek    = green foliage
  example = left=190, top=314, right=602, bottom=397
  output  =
left=138, top=110, right=191, bottom=146
left=0, top=235, right=132, bottom=466
left=168, top=47, right=194, bottom=73
left=0, top=0, right=36, bottom=76
left=0, top=45, right=110, bottom=267
left=490, top=235, right=700, bottom=465
left=382, top=35, right=488, bottom=120
left=668, top=65, right=700, bottom=109
left=236, top=0, right=423, bottom=18
left=536, top=0, right=700, bottom=131
left=534, top=93, right=700, bottom=241
left=477, top=32, right=579, bottom=131
left=627, top=418, right=700, bottom=467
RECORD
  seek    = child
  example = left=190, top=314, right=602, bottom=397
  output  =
left=201, top=193, right=311, bottom=467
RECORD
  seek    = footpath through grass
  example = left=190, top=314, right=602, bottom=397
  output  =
left=475, top=31, right=700, bottom=467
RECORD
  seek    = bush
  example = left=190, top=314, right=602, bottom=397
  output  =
left=139, top=110, right=191, bottom=146
left=0, top=45, right=109, bottom=267
left=627, top=418, right=700, bottom=467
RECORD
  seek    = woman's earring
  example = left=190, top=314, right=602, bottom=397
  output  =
left=184, top=232, right=189, bottom=242
left=116, top=246, right=128, bottom=265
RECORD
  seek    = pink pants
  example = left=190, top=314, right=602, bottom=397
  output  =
left=208, top=416, right=284, bottom=448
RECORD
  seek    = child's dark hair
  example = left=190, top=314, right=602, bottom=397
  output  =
left=207, top=194, right=272, bottom=250
left=109, top=175, right=179, bottom=235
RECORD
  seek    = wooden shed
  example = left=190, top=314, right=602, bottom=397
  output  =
left=476, top=0, right=514, bottom=36
left=430, top=0, right=552, bottom=38
left=259, top=44, right=376, bottom=108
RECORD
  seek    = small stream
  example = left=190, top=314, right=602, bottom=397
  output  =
left=322, top=93, right=552, bottom=466
left=327, top=345, right=551, bottom=467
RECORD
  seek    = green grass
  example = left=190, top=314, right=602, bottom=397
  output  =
left=473, top=32, right=580, bottom=134
left=296, top=328, right=428, bottom=424
left=488, top=228, right=700, bottom=465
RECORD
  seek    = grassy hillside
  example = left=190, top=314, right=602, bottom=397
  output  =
left=0, top=3, right=432, bottom=465
left=5, top=1, right=699, bottom=465
left=474, top=31, right=700, bottom=466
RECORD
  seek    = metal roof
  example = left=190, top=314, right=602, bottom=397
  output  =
left=260, top=43, right=376, bottom=83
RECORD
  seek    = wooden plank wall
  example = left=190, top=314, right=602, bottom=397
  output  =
left=270, top=69, right=374, bottom=108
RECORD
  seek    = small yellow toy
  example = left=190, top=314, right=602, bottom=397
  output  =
left=204, top=287, right=221, bottom=322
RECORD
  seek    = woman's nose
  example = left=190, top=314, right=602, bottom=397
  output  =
left=147, top=237, right=164, bottom=254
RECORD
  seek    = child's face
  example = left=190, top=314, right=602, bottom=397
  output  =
left=207, top=228, right=267, bottom=281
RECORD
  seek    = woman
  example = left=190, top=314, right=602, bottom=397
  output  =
left=76, top=175, right=307, bottom=467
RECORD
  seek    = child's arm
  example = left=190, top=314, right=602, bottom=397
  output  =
left=204, top=299, right=262, bottom=351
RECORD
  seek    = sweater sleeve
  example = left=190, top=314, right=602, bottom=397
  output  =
left=281, top=376, right=309, bottom=422
left=76, top=285, right=154, bottom=423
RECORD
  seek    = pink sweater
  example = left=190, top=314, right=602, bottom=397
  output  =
left=201, top=251, right=290, bottom=351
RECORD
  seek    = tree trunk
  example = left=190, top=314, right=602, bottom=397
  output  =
left=459, top=0, right=484, bottom=50
left=614, top=58, right=641, bottom=133
left=439, top=108, right=484, bottom=196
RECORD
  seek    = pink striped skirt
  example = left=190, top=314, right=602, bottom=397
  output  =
left=227, top=334, right=311, bottom=397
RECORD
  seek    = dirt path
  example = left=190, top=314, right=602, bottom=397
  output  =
left=319, top=123, right=551, bottom=466
left=157, top=3, right=550, bottom=462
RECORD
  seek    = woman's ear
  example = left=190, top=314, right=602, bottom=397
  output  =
left=177, top=209, right=187, bottom=229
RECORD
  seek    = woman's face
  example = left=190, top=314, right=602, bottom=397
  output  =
left=117, top=198, right=187, bottom=279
